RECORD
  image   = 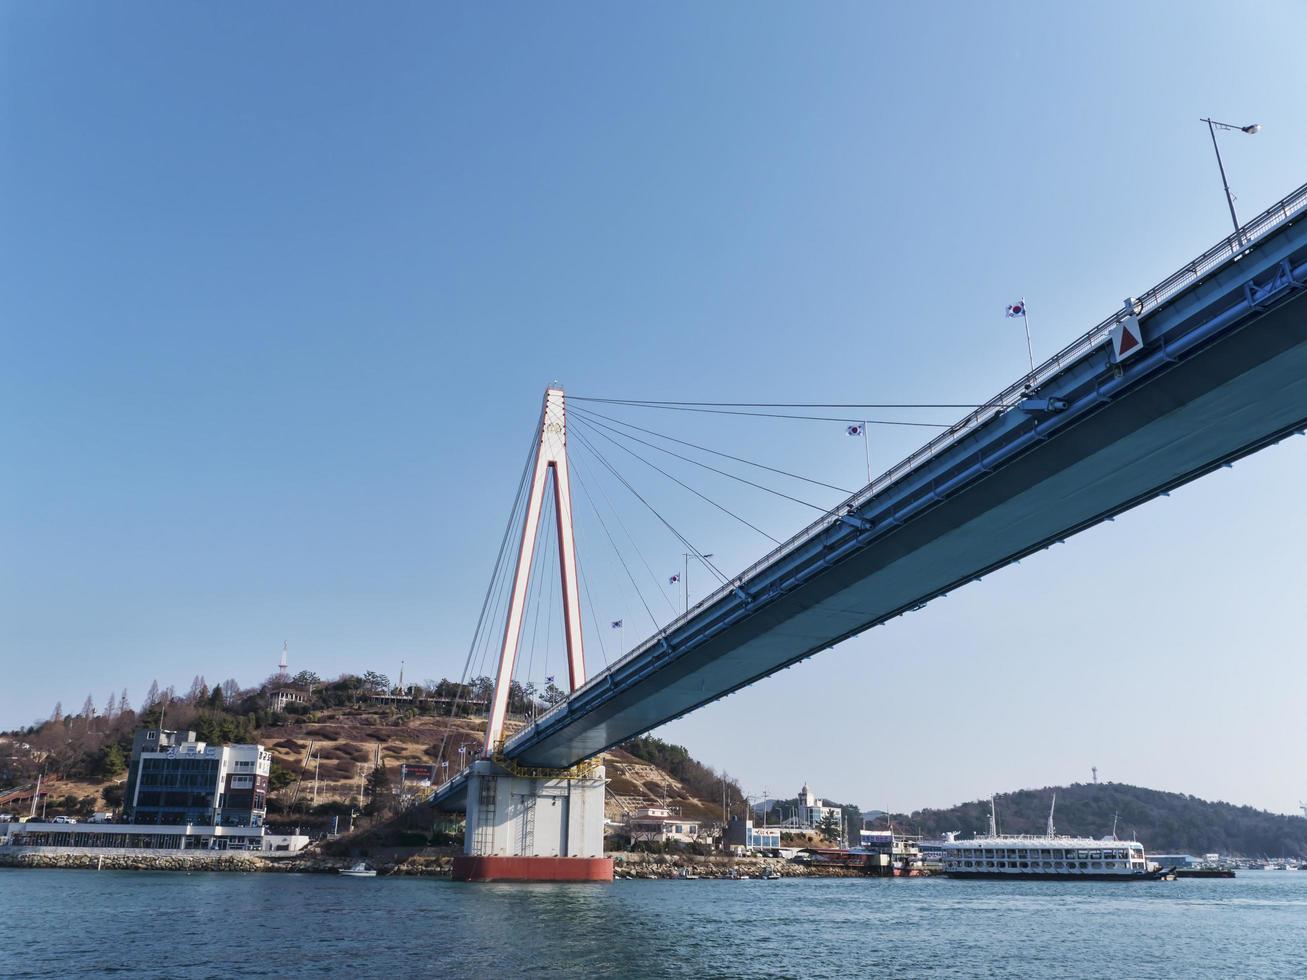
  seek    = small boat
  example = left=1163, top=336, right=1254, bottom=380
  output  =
left=339, top=862, right=377, bottom=877
left=760, top=867, right=781, bottom=880
left=675, top=867, right=699, bottom=880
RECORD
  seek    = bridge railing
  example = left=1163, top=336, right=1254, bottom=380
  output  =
left=529, top=178, right=1307, bottom=732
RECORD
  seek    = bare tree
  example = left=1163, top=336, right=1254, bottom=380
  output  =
left=144, top=680, right=160, bottom=709
left=118, top=689, right=131, bottom=715
left=81, top=694, right=95, bottom=720
left=221, top=679, right=240, bottom=702
left=51, top=701, right=63, bottom=723
left=103, top=692, right=116, bottom=721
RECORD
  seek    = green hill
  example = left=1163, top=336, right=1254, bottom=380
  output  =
left=894, top=783, right=1307, bottom=858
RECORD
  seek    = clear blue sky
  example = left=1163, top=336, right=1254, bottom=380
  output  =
left=5, top=1, right=1306, bottom=816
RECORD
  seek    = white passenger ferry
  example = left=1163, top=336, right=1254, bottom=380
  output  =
left=941, top=796, right=1171, bottom=881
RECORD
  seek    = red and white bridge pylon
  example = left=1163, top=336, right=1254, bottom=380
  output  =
left=484, top=386, right=587, bottom=752
left=455, top=387, right=610, bottom=883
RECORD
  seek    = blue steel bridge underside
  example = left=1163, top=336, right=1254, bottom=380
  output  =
left=433, top=195, right=1307, bottom=806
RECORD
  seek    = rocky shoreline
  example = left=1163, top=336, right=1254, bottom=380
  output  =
left=0, top=848, right=870, bottom=878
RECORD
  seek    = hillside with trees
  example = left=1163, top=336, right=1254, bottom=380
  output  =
left=890, top=783, right=1307, bottom=858
left=0, top=672, right=734, bottom=837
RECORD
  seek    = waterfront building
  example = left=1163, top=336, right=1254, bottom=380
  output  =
left=124, top=729, right=271, bottom=828
left=626, top=806, right=703, bottom=844
left=725, top=816, right=781, bottom=853
left=0, top=819, right=268, bottom=851
left=0, top=819, right=308, bottom=853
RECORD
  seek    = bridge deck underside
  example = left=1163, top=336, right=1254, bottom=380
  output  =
left=504, top=286, right=1307, bottom=770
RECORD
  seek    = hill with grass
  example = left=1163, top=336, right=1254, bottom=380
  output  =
left=0, top=671, right=744, bottom=836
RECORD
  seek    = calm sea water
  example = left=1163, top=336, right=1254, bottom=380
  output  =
left=3, top=869, right=1306, bottom=978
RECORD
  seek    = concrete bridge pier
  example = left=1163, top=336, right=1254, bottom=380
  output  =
left=451, top=759, right=611, bottom=882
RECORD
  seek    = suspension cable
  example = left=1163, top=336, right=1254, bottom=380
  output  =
left=570, top=404, right=855, bottom=495
left=573, top=422, right=783, bottom=544
left=570, top=428, right=731, bottom=587
left=572, top=396, right=981, bottom=409
left=568, top=438, right=679, bottom=618
left=570, top=401, right=949, bottom=426
left=521, top=484, right=554, bottom=693
left=436, top=425, right=538, bottom=772
left=573, top=539, right=610, bottom=669
left=569, top=454, right=665, bottom=633
left=572, top=413, right=831, bottom=513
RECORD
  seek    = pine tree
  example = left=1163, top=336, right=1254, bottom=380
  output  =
left=118, top=689, right=131, bottom=715
left=817, top=810, right=842, bottom=844
left=98, top=743, right=127, bottom=781
left=144, top=680, right=160, bottom=709
left=51, top=701, right=63, bottom=723
left=364, top=764, right=394, bottom=816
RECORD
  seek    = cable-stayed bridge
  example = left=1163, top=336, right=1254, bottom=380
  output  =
left=434, top=179, right=1307, bottom=880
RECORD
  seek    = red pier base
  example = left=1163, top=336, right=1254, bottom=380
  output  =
left=452, top=855, right=614, bottom=883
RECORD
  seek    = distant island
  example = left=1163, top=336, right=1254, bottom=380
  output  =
left=885, top=783, right=1307, bottom=858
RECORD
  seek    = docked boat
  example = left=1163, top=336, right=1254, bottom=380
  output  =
left=941, top=796, right=1173, bottom=882
left=339, top=862, right=377, bottom=877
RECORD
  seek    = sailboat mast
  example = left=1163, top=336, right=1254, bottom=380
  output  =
left=1046, top=793, right=1056, bottom=838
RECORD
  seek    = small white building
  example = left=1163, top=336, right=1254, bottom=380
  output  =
left=627, top=806, right=703, bottom=844
left=270, top=688, right=308, bottom=712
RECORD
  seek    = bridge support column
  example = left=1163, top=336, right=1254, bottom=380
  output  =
left=452, top=759, right=611, bottom=882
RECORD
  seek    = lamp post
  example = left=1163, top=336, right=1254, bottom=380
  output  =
left=1201, top=118, right=1261, bottom=242
left=681, top=552, right=714, bottom=614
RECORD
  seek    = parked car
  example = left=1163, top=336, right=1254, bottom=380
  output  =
left=87, top=812, right=114, bottom=824
left=0, top=813, right=15, bottom=823
left=51, top=815, right=78, bottom=824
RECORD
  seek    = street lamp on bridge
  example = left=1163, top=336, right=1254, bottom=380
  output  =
left=1201, top=117, right=1261, bottom=242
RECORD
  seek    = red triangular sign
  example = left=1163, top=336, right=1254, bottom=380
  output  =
left=1118, top=322, right=1139, bottom=356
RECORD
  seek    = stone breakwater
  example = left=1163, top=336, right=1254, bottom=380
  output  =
left=0, top=849, right=453, bottom=875
left=611, top=852, right=866, bottom=879
left=0, top=849, right=865, bottom=878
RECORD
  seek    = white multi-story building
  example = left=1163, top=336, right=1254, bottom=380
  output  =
left=796, top=783, right=841, bottom=829
left=125, top=730, right=272, bottom=827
